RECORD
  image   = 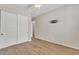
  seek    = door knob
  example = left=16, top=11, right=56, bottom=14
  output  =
left=1, top=33, right=4, bottom=35
left=0, top=33, right=7, bottom=35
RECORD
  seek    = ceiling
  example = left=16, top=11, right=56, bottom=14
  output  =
left=0, top=4, right=31, bottom=15
left=30, top=4, right=64, bottom=18
left=0, top=4, right=64, bottom=18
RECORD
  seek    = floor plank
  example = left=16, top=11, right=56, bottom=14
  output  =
left=0, top=38, right=79, bottom=55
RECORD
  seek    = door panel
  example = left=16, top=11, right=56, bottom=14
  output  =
left=18, top=15, right=28, bottom=43
left=0, top=11, right=7, bottom=48
left=4, top=12, right=17, bottom=45
left=0, top=11, right=17, bottom=48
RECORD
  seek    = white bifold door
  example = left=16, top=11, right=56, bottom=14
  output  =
left=0, top=11, right=29, bottom=49
left=0, top=11, right=17, bottom=48
left=17, top=15, right=28, bottom=44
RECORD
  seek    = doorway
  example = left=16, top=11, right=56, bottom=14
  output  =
left=32, top=21, right=36, bottom=38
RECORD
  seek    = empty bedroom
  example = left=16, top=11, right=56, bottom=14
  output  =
left=0, top=4, right=79, bottom=55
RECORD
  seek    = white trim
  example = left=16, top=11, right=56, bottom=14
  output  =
left=35, top=35, right=79, bottom=50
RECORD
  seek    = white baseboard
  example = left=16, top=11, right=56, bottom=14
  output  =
left=0, top=38, right=32, bottom=49
left=35, top=35, right=79, bottom=50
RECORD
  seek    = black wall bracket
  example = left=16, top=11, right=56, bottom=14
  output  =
left=50, top=20, right=58, bottom=24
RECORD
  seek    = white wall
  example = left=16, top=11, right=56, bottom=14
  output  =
left=34, top=5, right=79, bottom=49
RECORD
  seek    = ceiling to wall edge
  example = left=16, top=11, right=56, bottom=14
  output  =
left=32, top=4, right=68, bottom=20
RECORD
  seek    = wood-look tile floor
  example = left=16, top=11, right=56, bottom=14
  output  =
left=0, top=38, right=79, bottom=55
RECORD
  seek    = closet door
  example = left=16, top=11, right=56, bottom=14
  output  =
left=0, top=11, right=17, bottom=48
left=0, top=11, right=8, bottom=48
left=18, top=15, right=28, bottom=43
left=5, top=12, right=17, bottom=46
